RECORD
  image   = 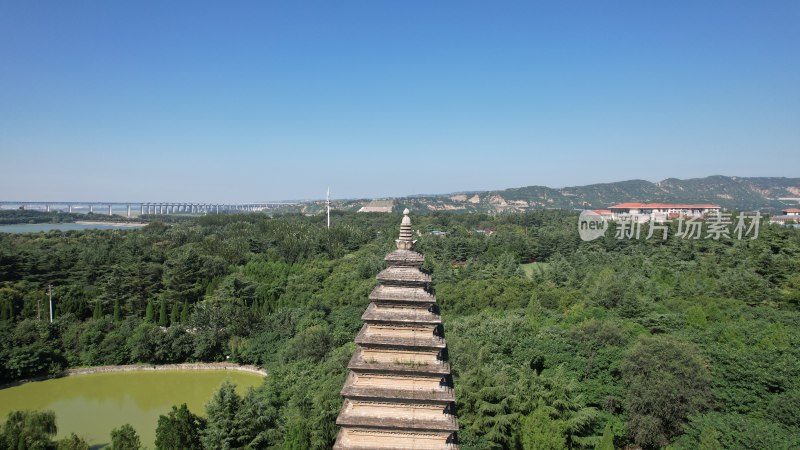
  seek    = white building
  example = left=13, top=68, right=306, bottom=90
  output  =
left=608, top=203, right=721, bottom=223
left=769, top=208, right=800, bottom=225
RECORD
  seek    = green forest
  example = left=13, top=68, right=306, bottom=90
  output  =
left=1, top=210, right=799, bottom=449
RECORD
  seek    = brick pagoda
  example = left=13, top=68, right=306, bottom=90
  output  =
left=334, top=209, right=459, bottom=449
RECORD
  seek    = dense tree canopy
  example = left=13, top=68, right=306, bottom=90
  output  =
left=1, top=209, right=799, bottom=448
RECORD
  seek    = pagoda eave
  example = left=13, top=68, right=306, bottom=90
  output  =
left=341, top=385, right=456, bottom=403
left=347, top=351, right=451, bottom=375
left=336, top=413, right=459, bottom=433
left=376, top=267, right=432, bottom=286
left=333, top=428, right=458, bottom=450
left=369, top=286, right=436, bottom=304
left=362, top=304, right=442, bottom=324
left=384, top=249, right=425, bottom=266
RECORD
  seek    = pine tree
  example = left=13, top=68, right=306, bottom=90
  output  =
left=110, top=424, right=141, bottom=450
left=0, top=300, right=9, bottom=321
left=93, top=301, right=103, bottom=320
left=180, top=302, right=189, bottom=323
left=170, top=302, right=180, bottom=325
left=159, top=301, right=168, bottom=327
left=521, top=408, right=567, bottom=450
left=113, top=299, right=121, bottom=322
left=250, top=298, right=260, bottom=316
left=201, top=381, right=242, bottom=450
left=595, top=422, right=615, bottom=450
left=155, top=404, right=206, bottom=450
left=281, top=419, right=310, bottom=450
left=261, top=298, right=272, bottom=316
left=698, top=425, right=723, bottom=450
left=145, top=301, right=154, bottom=323
left=57, top=433, right=90, bottom=450
left=236, top=388, right=272, bottom=448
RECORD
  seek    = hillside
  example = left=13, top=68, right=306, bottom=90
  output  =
left=277, top=175, right=800, bottom=215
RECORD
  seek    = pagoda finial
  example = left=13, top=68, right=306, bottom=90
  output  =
left=396, top=209, right=414, bottom=250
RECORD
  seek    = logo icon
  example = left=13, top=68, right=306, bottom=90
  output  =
left=578, top=210, right=608, bottom=241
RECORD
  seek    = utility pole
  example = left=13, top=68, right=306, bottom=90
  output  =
left=326, top=187, right=331, bottom=229
left=48, top=284, right=53, bottom=322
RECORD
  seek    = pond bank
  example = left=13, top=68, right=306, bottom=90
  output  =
left=0, top=362, right=266, bottom=390
left=74, top=220, right=148, bottom=227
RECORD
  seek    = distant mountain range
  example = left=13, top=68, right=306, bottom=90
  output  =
left=274, top=176, right=800, bottom=215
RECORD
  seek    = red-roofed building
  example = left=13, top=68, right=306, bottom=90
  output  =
left=770, top=208, right=800, bottom=225
left=593, top=209, right=614, bottom=220
left=608, top=203, right=721, bottom=222
left=783, top=208, right=800, bottom=216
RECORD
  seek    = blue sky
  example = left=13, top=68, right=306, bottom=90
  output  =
left=1, top=1, right=798, bottom=202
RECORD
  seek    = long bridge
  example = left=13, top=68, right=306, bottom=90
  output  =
left=0, top=201, right=300, bottom=217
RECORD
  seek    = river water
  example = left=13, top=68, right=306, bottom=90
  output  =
left=0, top=222, right=147, bottom=233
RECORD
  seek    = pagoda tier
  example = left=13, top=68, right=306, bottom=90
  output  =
left=337, top=399, right=458, bottom=431
left=334, top=428, right=457, bottom=450
left=341, top=371, right=455, bottom=402
left=355, top=323, right=445, bottom=349
left=335, top=210, right=459, bottom=449
left=376, top=266, right=432, bottom=287
left=369, top=285, right=437, bottom=304
left=362, top=303, right=442, bottom=325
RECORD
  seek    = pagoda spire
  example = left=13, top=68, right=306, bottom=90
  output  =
left=334, top=210, right=460, bottom=449
left=396, top=208, right=414, bottom=250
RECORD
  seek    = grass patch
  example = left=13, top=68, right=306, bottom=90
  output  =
left=521, top=262, right=550, bottom=279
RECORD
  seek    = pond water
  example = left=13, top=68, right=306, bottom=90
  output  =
left=0, top=370, right=264, bottom=448
left=0, top=222, right=147, bottom=233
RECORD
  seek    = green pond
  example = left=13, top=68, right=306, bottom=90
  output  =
left=0, top=370, right=265, bottom=448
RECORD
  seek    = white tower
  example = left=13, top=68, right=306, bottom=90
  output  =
left=327, top=187, right=331, bottom=229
